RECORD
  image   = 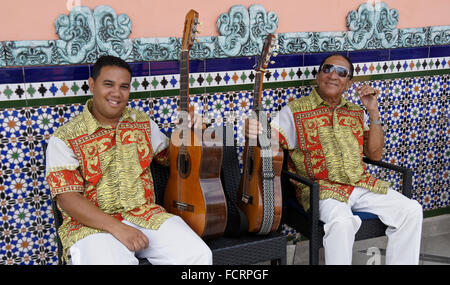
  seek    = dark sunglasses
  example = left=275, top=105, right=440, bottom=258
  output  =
left=320, top=64, right=350, bottom=78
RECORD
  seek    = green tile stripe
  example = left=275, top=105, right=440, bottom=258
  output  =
left=24, top=95, right=91, bottom=108
left=423, top=206, right=450, bottom=218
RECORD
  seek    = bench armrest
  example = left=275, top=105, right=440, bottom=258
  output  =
left=363, top=157, right=412, bottom=198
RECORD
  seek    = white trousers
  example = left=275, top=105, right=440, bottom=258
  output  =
left=319, top=187, right=423, bottom=265
left=69, top=216, right=212, bottom=265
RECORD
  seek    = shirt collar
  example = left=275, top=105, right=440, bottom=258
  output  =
left=82, top=99, right=134, bottom=135
left=311, top=87, right=350, bottom=109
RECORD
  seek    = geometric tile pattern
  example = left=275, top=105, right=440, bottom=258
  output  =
left=0, top=105, right=84, bottom=265
left=1, top=50, right=449, bottom=264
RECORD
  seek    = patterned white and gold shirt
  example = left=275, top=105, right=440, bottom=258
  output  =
left=271, top=88, right=390, bottom=211
left=45, top=99, right=172, bottom=262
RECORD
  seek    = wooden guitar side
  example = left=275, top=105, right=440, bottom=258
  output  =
left=238, top=143, right=263, bottom=232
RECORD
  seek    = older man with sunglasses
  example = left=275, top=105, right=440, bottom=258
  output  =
left=248, top=54, right=423, bottom=264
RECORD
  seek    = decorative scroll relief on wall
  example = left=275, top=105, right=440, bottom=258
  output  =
left=56, top=5, right=133, bottom=63
left=216, top=4, right=278, bottom=57
left=0, top=43, right=5, bottom=66
left=278, top=2, right=449, bottom=53
left=132, top=37, right=180, bottom=62
left=1, top=2, right=450, bottom=67
left=55, top=6, right=97, bottom=64
left=132, top=4, right=278, bottom=61
left=4, top=40, right=59, bottom=66
left=278, top=4, right=396, bottom=53
left=3, top=5, right=133, bottom=66
left=346, top=1, right=399, bottom=50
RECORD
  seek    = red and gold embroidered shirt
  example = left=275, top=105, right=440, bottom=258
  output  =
left=45, top=99, right=172, bottom=261
left=271, top=88, right=390, bottom=211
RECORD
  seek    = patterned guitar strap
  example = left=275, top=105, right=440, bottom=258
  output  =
left=255, top=106, right=275, bottom=235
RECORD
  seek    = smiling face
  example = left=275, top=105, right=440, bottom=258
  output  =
left=88, top=65, right=131, bottom=126
left=316, top=55, right=353, bottom=102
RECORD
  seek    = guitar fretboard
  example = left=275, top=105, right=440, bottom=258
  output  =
left=252, top=72, right=263, bottom=110
left=179, top=50, right=190, bottom=112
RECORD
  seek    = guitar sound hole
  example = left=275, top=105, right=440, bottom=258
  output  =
left=177, top=153, right=191, bottom=179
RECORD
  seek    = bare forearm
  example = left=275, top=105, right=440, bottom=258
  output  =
left=56, top=192, right=122, bottom=233
left=364, top=110, right=384, bottom=160
left=56, top=192, right=150, bottom=251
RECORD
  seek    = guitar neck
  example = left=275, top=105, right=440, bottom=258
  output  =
left=251, top=71, right=264, bottom=111
left=245, top=70, right=265, bottom=158
left=179, top=50, right=190, bottom=112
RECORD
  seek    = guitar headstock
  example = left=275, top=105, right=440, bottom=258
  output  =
left=255, top=34, right=277, bottom=72
left=181, top=9, right=199, bottom=52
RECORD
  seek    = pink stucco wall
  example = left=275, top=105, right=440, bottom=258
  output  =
left=1, top=0, right=449, bottom=41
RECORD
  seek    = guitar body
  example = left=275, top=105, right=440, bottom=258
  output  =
left=238, top=143, right=283, bottom=233
left=164, top=128, right=227, bottom=239
left=238, top=144, right=263, bottom=232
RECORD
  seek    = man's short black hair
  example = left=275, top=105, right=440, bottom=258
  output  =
left=91, top=55, right=132, bottom=80
left=318, top=53, right=354, bottom=80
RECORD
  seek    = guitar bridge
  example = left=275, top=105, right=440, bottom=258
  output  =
left=241, top=193, right=253, bottom=204
left=173, top=201, right=195, bottom=212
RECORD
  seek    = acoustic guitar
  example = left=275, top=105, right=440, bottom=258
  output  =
left=164, top=10, right=227, bottom=239
left=237, top=34, right=283, bottom=234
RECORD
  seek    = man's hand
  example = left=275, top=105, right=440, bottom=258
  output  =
left=356, top=84, right=384, bottom=161
left=245, top=118, right=262, bottom=140
left=57, top=192, right=149, bottom=251
left=356, top=84, right=379, bottom=114
left=109, top=222, right=149, bottom=252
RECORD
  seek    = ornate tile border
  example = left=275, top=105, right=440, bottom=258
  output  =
left=1, top=48, right=449, bottom=108
left=1, top=2, right=450, bottom=67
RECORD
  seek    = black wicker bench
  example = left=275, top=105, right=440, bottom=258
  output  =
left=49, top=127, right=287, bottom=265
left=207, top=232, right=286, bottom=265
left=149, top=137, right=287, bottom=265
left=280, top=149, right=413, bottom=265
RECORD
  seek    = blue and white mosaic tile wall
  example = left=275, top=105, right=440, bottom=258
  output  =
left=0, top=3, right=449, bottom=264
